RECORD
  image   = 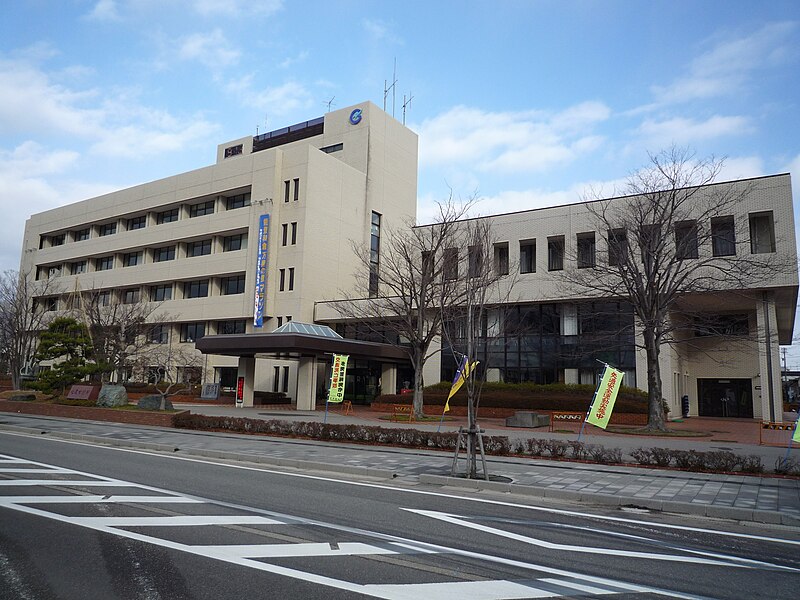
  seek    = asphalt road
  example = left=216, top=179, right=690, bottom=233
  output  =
left=1, top=430, right=798, bottom=600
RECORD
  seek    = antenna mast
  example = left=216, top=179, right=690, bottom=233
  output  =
left=383, top=58, right=398, bottom=117
left=402, top=92, right=414, bottom=125
left=324, top=96, right=336, bottom=112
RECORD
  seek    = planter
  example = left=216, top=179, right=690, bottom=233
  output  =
left=0, top=399, right=187, bottom=427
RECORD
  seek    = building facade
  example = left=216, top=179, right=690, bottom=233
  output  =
left=21, top=102, right=418, bottom=403
left=20, top=100, right=798, bottom=420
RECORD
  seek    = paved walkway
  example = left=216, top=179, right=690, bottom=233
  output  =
left=1, top=409, right=798, bottom=526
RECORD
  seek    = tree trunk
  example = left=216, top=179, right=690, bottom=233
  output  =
left=643, top=329, right=667, bottom=432
left=412, top=355, right=425, bottom=419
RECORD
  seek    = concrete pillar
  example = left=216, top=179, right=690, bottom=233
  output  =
left=381, top=364, right=398, bottom=396
left=423, top=335, right=442, bottom=386
left=236, top=356, right=255, bottom=408
left=295, top=356, right=318, bottom=410
left=561, top=304, right=578, bottom=384
left=756, top=292, right=782, bottom=421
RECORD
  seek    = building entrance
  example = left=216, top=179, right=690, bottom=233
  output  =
left=697, top=378, right=753, bottom=418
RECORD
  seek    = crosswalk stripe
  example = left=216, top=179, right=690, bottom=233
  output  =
left=0, top=495, right=202, bottom=504
left=0, top=480, right=138, bottom=486
left=193, top=542, right=410, bottom=558
left=69, top=515, right=284, bottom=527
left=364, top=579, right=588, bottom=599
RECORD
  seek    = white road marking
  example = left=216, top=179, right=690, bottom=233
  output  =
left=404, top=509, right=797, bottom=572
left=5, top=429, right=795, bottom=549
left=194, top=542, right=421, bottom=558
left=0, top=451, right=699, bottom=599
left=0, top=479, right=138, bottom=486
left=363, top=579, right=605, bottom=599
left=68, top=515, right=284, bottom=527
left=0, top=495, right=202, bottom=504
left=0, top=467, right=74, bottom=473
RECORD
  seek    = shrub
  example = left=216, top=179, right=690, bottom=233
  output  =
left=650, top=447, right=673, bottom=467
left=775, top=457, right=800, bottom=476
left=545, top=439, right=569, bottom=458
left=569, top=441, right=588, bottom=460
left=705, top=451, right=739, bottom=473
left=630, top=448, right=652, bottom=465
left=739, top=455, right=765, bottom=474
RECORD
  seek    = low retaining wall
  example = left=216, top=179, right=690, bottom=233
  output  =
left=0, top=400, right=186, bottom=427
left=370, top=403, right=647, bottom=426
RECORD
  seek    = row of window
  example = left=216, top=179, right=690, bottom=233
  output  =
left=37, top=234, right=247, bottom=280
left=40, top=193, right=253, bottom=249
left=485, top=211, right=776, bottom=277
left=35, top=274, right=247, bottom=311
left=149, top=320, right=248, bottom=344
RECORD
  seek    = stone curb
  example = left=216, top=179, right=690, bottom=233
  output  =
left=418, top=473, right=800, bottom=527
left=0, top=424, right=397, bottom=481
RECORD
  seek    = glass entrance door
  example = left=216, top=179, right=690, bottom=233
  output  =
left=697, top=378, right=753, bottom=418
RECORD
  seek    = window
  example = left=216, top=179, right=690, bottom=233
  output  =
left=99, top=222, right=117, bottom=237
left=547, top=236, right=565, bottom=271
left=369, top=211, right=381, bottom=296
left=321, top=143, right=343, bottom=154
left=226, top=193, right=250, bottom=210
left=184, top=279, right=209, bottom=299
left=608, top=229, right=628, bottom=266
left=279, top=269, right=286, bottom=291
left=149, top=324, right=170, bottom=344
left=189, top=200, right=215, bottom=217
left=674, top=221, right=699, bottom=259
left=48, top=265, right=62, bottom=279
left=440, top=247, right=457, bottom=280
left=70, top=261, right=87, bottom=275
left=291, top=222, right=297, bottom=245
left=282, top=223, right=288, bottom=246
left=468, top=245, right=484, bottom=278
left=180, top=322, right=205, bottom=343
left=156, top=208, right=179, bottom=224
left=223, top=234, right=245, bottom=252
left=576, top=233, right=595, bottom=268
left=74, top=228, right=90, bottom=241
left=187, top=239, right=211, bottom=257
left=122, top=288, right=140, bottom=304
left=224, top=144, right=243, bottom=158
left=288, top=267, right=295, bottom=291
left=749, top=211, right=775, bottom=254
left=95, top=256, right=114, bottom=271
left=122, top=252, right=142, bottom=267
left=273, top=366, right=280, bottom=392
left=282, top=366, right=289, bottom=393
left=711, top=216, right=736, bottom=257
left=217, top=320, right=246, bottom=335
left=51, top=234, right=65, bottom=246
left=127, top=215, right=146, bottom=230
left=694, top=314, right=749, bottom=337
left=494, top=243, right=509, bottom=276
left=96, top=291, right=111, bottom=307
left=150, top=284, right=172, bottom=301
left=44, top=297, right=58, bottom=312
left=293, top=178, right=299, bottom=201
left=222, top=275, right=245, bottom=295
left=277, top=316, right=283, bottom=327
left=284, top=180, right=290, bottom=202
left=519, top=241, right=536, bottom=274
left=153, top=245, right=176, bottom=262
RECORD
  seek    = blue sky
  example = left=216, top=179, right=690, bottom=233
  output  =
left=2, top=1, right=800, bottom=358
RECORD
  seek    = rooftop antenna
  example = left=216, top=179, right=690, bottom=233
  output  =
left=383, top=58, right=398, bottom=116
left=402, top=92, right=414, bottom=125
left=324, top=96, right=336, bottom=112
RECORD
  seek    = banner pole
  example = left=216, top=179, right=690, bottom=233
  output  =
left=324, top=399, right=329, bottom=424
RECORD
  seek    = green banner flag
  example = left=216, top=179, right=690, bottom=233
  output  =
left=327, top=354, right=349, bottom=403
left=586, top=365, right=624, bottom=430
left=793, top=420, right=800, bottom=443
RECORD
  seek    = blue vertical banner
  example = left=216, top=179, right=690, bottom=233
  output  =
left=253, top=214, right=270, bottom=327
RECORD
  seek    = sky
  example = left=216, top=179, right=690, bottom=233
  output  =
left=2, top=0, right=800, bottom=360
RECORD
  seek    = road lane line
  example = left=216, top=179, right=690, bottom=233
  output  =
left=0, top=495, right=202, bottom=504
left=194, top=542, right=413, bottom=558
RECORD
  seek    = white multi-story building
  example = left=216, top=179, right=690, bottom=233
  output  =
left=20, top=100, right=799, bottom=420
left=21, top=102, right=418, bottom=402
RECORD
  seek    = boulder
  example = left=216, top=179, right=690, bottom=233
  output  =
left=505, top=411, right=550, bottom=428
left=96, top=384, right=128, bottom=408
left=9, top=393, right=36, bottom=402
left=137, top=394, right=173, bottom=411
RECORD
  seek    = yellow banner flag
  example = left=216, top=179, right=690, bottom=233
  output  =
left=327, top=354, right=349, bottom=403
left=444, top=357, right=478, bottom=413
left=586, top=365, right=624, bottom=430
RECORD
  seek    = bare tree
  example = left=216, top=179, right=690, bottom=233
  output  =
left=445, top=218, right=517, bottom=478
left=72, top=289, right=168, bottom=383
left=130, top=342, right=203, bottom=410
left=333, top=197, right=474, bottom=418
left=0, top=270, right=61, bottom=390
left=558, top=147, right=795, bottom=431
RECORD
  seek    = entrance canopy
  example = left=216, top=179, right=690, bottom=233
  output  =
left=195, top=321, right=410, bottom=364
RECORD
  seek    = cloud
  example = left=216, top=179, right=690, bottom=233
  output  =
left=227, top=78, right=313, bottom=117
left=415, top=102, right=610, bottom=174
left=362, top=18, right=403, bottom=44
left=85, top=0, right=121, bottom=22
left=716, top=156, right=764, bottom=182
left=651, top=21, right=798, bottom=105
left=177, top=30, right=240, bottom=69
left=634, top=115, right=752, bottom=147
left=279, top=51, right=310, bottom=69
left=190, top=0, right=283, bottom=18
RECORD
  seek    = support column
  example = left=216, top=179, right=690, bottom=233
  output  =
left=423, top=335, right=442, bottom=386
left=236, top=356, right=255, bottom=408
left=561, top=303, right=578, bottom=384
left=756, top=292, right=782, bottom=421
left=381, top=364, right=398, bottom=396
left=295, top=356, right=318, bottom=411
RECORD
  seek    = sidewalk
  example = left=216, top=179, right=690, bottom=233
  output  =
left=1, top=408, right=798, bottom=527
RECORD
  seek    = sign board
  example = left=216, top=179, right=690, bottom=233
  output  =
left=66, top=384, right=100, bottom=401
left=236, top=377, right=245, bottom=404
left=327, top=354, right=349, bottom=403
left=253, top=214, right=270, bottom=327
left=200, top=383, right=220, bottom=400
left=586, top=365, right=624, bottom=430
